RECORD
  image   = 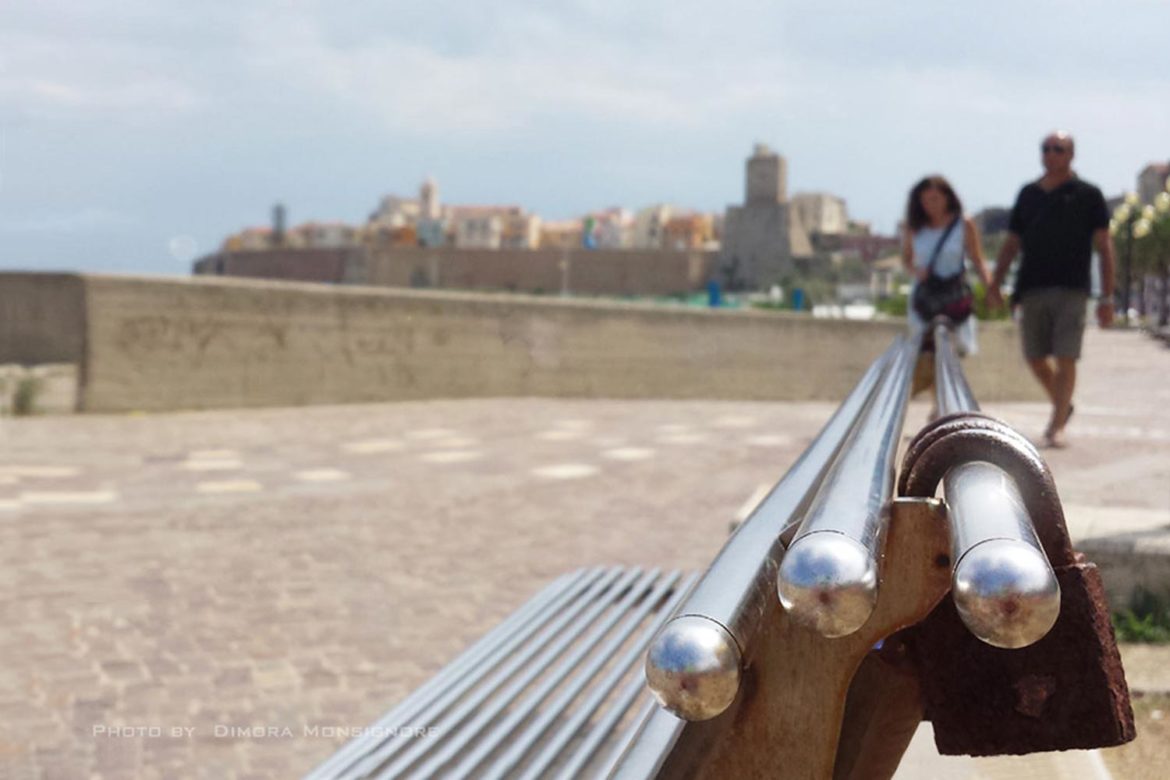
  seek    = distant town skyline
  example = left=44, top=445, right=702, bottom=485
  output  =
left=2, top=0, right=1168, bottom=274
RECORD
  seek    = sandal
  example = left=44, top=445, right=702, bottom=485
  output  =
left=1042, top=428, right=1069, bottom=449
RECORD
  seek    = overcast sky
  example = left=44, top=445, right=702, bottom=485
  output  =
left=2, top=0, right=1168, bottom=274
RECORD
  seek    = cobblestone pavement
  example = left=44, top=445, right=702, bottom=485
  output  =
left=0, top=328, right=1167, bottom=779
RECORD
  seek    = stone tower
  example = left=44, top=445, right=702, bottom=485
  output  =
left=420, top=177, right=440, bottom=220
left=719, top=144, right=797, bottom=290
left=745, top=143, right=787, bottom=205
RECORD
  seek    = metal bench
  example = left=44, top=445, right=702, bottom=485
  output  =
left=305, top=568, right=695, bottom=780
left=308, top=328, right=1135, bottom=779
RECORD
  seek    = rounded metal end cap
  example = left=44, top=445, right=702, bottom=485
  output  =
left=645, top=615, right=741, bottom=721
left=776, top=532, right=879, bottom=637
left=953, top=538, right=1061, bottom=648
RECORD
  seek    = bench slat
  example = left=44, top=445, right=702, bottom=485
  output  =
left=307, top=567, right=606, bottom=779
left=308, top=567, right=690, bottom=780
left=468, top=570, right=683, bottom=780
left=543, top=579, right=695, bottom=780
left=400, top=568, right=649, bottom=778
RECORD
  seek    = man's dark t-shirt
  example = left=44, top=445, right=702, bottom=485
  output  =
left=1007, top=177, right=1109, bottom=301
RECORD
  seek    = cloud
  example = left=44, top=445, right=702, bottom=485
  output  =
left=0, top=76, right=202, bottom=114
left=0, top=208, right=141, bottom=233
left=0, top=30, right=206, bottom=118
left=235, top=3, right=795, bottom=134
left=0, top=0, right=1168, bottom=272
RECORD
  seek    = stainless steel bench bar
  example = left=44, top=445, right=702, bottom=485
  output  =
left=931, top=324, right=1061, bottom=648
left=644, top=338, right=902, bottom=722
left=350, top=568, right=633, bottom=778
left=306, top=567, right=694, bottom=779
left=305, top=569, right=595, bottom=780
left=468, top=572, right=693, bottom=780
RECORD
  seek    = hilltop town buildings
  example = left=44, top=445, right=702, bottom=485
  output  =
left=791, top=193, right=848, bottom=237
left=219, top=142, right=1170, bottom=305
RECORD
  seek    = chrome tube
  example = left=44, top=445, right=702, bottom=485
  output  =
left=557, top=683, right=653, bottom=780
left=644, top=341, right=899, bottom=721
left=776, top=338, right=917, bottom=637
left=932, top=326, right=1061, bottom=648
left=933, top=324, right=978, bottom=415
left=606, top=703, right=685, bottom=780
left=453, top=570, right=678, bottom=780
left=375, top=568, right=642, bottom=779
left=518, top=573, right=698, bottom=780
left=303, top=570, right=589, bottom=780
left=945, top=462, right=1061, bottom=648
left=343, top=567, right=626, bottom=779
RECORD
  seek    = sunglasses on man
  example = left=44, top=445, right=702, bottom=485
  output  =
left=1041, top=144, right=1069, bottom=154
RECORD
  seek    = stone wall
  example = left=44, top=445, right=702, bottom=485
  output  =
left=720, top=202, right=792, bottom=288
left=366, top=246, right=718, bottom=297
left=193, top=246, right=718, bottom=297
left=191, top=248, right=359, bottom=284
left=1, top=273, right=1043, bottom=412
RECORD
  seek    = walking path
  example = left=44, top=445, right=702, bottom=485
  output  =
left=0, top=328, right=1166, bottom=778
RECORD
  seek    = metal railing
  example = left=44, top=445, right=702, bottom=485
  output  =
left=931, top=323, right=1060, bottom=649
left=643, top=339, right=904, bottom=721
left=623, top=326, right=1074, bottom=777
left=776, top=337, right=917, bottom=637
left=304, top=568, right=697, bottom=780
left=310, top=326, right=1133, bottom=780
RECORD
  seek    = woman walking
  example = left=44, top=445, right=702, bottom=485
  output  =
left=902, top=175, right=992, bottom=356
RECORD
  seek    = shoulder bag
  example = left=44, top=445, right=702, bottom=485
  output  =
left=911, top=217, right=974, bottom=324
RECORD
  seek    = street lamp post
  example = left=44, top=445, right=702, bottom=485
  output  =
left=1111, top=182, right=1170, bottom=326
left=1111, top=192, right=1148, bottom=325
left=1153, top=184, right=1170, bottom=325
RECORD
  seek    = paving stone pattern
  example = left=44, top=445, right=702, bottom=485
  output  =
left=0, top=329, right=1167, bottom=779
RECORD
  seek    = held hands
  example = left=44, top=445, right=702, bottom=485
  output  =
left=985, top=286, right=1005, bottom=311
left=981, top=288, right=1111, bottom=326
left=1096, top=300, right=1114, bottom=328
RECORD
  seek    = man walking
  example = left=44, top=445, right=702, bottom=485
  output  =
left=987, top=131, right=1115, bottom=448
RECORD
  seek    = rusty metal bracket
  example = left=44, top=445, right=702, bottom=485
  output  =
left=896, top=412, right=1135, bottom=755
left=899, top=412, right=1074, bottom=565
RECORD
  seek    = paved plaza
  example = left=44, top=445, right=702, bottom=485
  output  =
left=1, top=328, right=1168, bottom=779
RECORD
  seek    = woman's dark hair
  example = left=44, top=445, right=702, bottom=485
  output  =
left=906, top=175, right=963, bottom=232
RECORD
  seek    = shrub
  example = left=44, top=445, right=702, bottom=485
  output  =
left=1112, top=588, right=1170, bottom=643
left=12, top=376, right=40, bottom=416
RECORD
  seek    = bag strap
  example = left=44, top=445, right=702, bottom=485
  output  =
left=925, top=216, right=962, bottom=278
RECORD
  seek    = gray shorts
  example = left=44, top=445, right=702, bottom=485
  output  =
left=1019, top=288, right=1089, bottom=361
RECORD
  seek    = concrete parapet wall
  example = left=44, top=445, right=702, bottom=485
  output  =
left=2, top=273, right=1042, bottom=412
left=0, top=273, right=87, bottom=365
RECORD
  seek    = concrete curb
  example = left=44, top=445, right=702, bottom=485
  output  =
left=1079, top=528, right=1170, bottom=610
